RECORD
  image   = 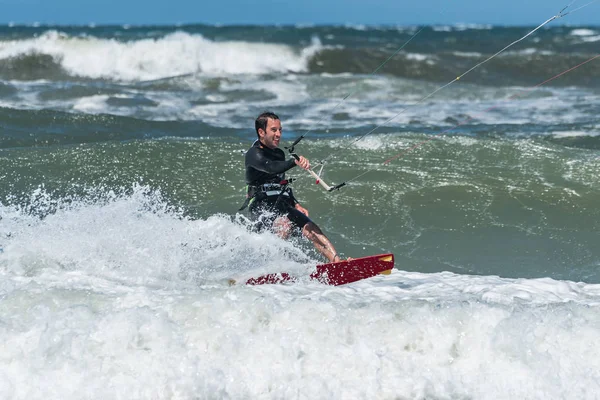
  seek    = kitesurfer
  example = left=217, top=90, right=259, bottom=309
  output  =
left=242, top=111, right=342, bottom=263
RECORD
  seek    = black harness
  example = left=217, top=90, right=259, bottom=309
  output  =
left=239, top=179, right=296, bottom=211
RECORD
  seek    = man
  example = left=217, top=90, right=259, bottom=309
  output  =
left=242, top=111, right=342, bottom=263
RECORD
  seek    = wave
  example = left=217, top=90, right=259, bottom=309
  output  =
left=1, top=27, right=599, bottom=86
left=0, top=30, right=322, bottom=81
left=1, top=184, right=599, bottom=289
left=2, top=46, right=597, bottom=87
left=1, top=186, right=599, bottom=399
left=0, top=185, right=316, bottom=283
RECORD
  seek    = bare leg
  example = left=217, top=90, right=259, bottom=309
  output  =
left=301, top=221, right=340, bottom=263
left=273, top=216, right=292, bottom=239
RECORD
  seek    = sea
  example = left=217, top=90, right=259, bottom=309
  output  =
left=0, top=23, right=600, bottom=399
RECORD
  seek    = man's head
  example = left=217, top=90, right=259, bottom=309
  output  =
left=255, top=111, right=282, bottom=149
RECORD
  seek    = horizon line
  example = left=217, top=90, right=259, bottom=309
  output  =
left=1, top=21, right=599, bottom=28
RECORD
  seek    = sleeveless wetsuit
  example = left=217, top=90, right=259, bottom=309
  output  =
left=244, top=140, right=312, bottom=232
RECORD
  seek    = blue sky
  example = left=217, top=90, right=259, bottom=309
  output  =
left=0, top=0, right=598, bottom=26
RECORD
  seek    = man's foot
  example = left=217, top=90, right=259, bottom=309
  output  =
left=332, top=255, right=353, bottom=263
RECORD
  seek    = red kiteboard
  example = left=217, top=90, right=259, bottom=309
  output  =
left=244, top=253, right=394, bottom=286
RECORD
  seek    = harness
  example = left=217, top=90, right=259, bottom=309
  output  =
left=239, top=179, right=295, bottom=211
left=259, top=182, right=291, bottom=197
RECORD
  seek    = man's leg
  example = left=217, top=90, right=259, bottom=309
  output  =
left=302, top=222, right=340, bottom=263
left=273, top=216, right=292, bottom=239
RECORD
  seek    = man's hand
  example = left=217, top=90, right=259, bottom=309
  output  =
left=295, top=203, right=309, bottom=217
left=294, top=156, right=310, bottom=170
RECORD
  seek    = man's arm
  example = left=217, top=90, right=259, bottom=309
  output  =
left=246, top=147, right=296, bottom=175
left=295, top=203, right=309, bottom=216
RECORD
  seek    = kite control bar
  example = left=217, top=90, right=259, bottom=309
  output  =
left=290, top=153, right=346, bottom=192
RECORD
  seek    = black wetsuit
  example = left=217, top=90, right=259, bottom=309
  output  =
left=244, top=140, right=312, bottom=232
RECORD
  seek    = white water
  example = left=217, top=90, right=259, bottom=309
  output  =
left=0, top=30, right=322, bottom=80
left=1, top=188, right=600, bottom=399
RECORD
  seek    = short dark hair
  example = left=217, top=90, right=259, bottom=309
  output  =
left=255, top=111, right=279, bottom=138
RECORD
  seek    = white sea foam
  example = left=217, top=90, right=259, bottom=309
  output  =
left=404, top=52, right=435, bottom=63
left=432, top=25, right=453, bottom=32
left=1, top=187, right=600, bottom=399
left=0, top=63, right=597, bottom=132
left=570, top=28, right=597, bottom=36
left=453, top=51, right=483, bottom=57
left=503, top=48, right=555, bottom=56
left=454, top=23, right=493, bottom=30
left=0, top=30, right=322, bottom=81
left=581, top=35, right=600, bottom=43
left=433, top=24, right=492, bottom=32
left=72, top=95, right=111, bottom=113
left=344, top=23, right=368, bottom=31
left=552, top=130, right=600, bottom=138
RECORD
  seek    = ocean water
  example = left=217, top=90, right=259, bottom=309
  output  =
left=1, top=22, right=600, bottom=399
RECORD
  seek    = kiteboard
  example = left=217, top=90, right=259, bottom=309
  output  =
left=242, top=253, right=394, bottom=286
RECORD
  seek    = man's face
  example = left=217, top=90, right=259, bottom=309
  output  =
left=259, top=118, right=282, bottom=149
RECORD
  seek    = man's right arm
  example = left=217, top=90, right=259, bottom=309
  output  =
left=246, top=148, right=296, bottom=175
